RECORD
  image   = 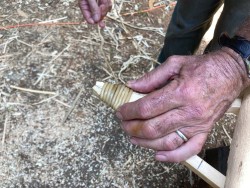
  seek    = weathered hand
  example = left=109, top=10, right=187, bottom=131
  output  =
left=79, top=0, right=112, bottom=28
left=116, top=48, right=249, bottom=162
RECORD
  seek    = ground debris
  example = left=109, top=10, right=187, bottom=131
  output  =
left=0, top=0, right=236, bottom=187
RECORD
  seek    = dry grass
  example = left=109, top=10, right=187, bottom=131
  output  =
left=0, top=0, right=236, bottom=187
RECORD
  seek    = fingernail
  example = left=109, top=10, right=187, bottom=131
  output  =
left=89, top=19, right=94, bottom=24
left=99, top=21, right=105, bottom=28
left=93, top=14, right=99, bottom=22
left=116, top=111, right=123, bottom=120
left=155, top=154, right=167, bottom=161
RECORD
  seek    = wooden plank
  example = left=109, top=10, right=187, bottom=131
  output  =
left=225, top=87, right=250, bottom=187
left=183, top=156, right=225, bottom=188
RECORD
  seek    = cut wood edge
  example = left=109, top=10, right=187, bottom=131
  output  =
left=93, top=81, right=104, bottom=96
left=226, top=98, right=242, bottom=115
left=183, top=155, right=225, bottom=188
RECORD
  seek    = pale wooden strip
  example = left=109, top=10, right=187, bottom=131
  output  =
left=225, top=87, right=250, bottom=187
left=183, top=155, right=225, bottom=188
left=10, top=85, right=56, bottom=95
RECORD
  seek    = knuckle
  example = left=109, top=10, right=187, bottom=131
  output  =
left=162, top=138, right=177, bottom=151
left=137, top=102, right=151, bottom=118
left=190, top=106, right=211, bottom=124
left=178, top=83, right=193, bottom=99
left=92, top=9, right=99, bottom=14
left=167, top=55, right=179, bottom=62
left=178, top=88, right=209, bottom=122
left=142, top=72, right=152, bottom=84
left=121, top=121, right=129, bottom=133
left=189, top=106, right=205, bottom=120
left=141, top=121, right=158, bottom=139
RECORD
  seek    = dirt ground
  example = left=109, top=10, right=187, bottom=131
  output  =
left=0, top=0, right=236, bottom=187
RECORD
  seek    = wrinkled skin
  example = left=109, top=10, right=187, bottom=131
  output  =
left=79, top=0, right=112, bottom=28
left=116, top=47, right=249, bottom=162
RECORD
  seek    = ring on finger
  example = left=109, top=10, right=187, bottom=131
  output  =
left=175, top=130, right=188, bottom=142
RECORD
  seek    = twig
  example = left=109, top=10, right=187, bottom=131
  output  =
left=152, top=164, right=176, bottom=177
left=32, top=94, right=59, bottom=105
left=39, top=16, right=68, bottom=24
left=101, top=66, right=114, bottom=78
left=118, top=0, right=125, bottom=14
left=107, top=15, right=165, bottom=36
left=97, top=27, right=118, bottom=82
left=10, top=85, right=56, bottom=95
left=34, top=44, right=71, bottom=85
left=83, top=98, right=97, bottom=108
left=0, top=54, right=19, bottom=59
left=61, top=88, right=84, bottom=125
left=0, top=22, right=81, bottom=30
left=16, top=39, right=33, bottom=48
left=118, top=55, right=158, bottom=83
left=52, top=98, right=71, bottom=108
left=222, top=124, right=232, bottom=144
left=122, top=5, right=165, bottom=16
left=4, top=102, right=30, bottom=107
left=48, top=44, right=71, bottom=65
left=2, top=38, right=15, bottom=54
left=1, top=113, right=9, bottom=152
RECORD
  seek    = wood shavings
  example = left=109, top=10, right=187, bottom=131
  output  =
left=34, top=44, right=71, bottom=86
left=0, top=0, right=232, bottom=187
left=52, top=98, right=71, bottom=108
left=118, top=55, right=158, bottom=83
left=97, top=27, right=118, bottom=82
left=107, top=15, right=165, bottom=36
left=17, top=9, right=29, bottom=19
left=39, top=16, right=68, bottom=24
left=61, top=88, right=84, bottom=125
left=1, top=113, right=9, bottom=152
left=10, top=85, right=56, bottom=95
left=148, top=0, right=156, bottom=9
left=222, top=124, right=232, bottom=144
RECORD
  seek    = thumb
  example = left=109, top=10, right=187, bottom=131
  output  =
left=127, top=56, right=183, bottom=93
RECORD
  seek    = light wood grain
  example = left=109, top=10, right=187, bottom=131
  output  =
left=225, top=87, right=250, bottom=187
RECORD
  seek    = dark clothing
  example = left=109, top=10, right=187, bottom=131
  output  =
left=158, top=0, right=250, bottom=63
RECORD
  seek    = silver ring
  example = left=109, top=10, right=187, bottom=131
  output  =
left=175, top=130, right=188, bottom=142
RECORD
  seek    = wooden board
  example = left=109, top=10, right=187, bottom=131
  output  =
left=225, top=87, right=250, bottom=187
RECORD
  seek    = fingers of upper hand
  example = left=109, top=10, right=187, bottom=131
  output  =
left=155, top=134, right=207, bottom=163
left=127, top=56, right=184, bottom=93
left=121, top=110, right=182, bottom=139
left=79, top=0, right=101, bottom=23
left=99, top=0, right=112, bottom=16
left=121, top=108, right=211, bottom=141
left=79, top=0, right=95, bottom=24
left=130, top=132, right=184, bottom=151
left=117, top=82, right=181, bottom=121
